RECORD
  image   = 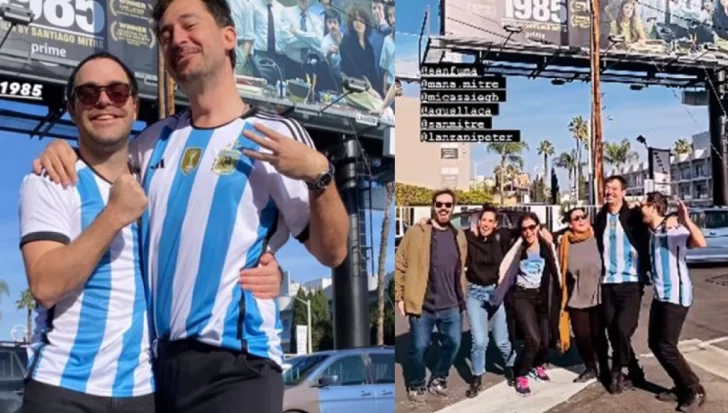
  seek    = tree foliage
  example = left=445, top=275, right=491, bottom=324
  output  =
left=395, top=183, right=493, bottom=206
left=290, top=288, right=334, bottom=352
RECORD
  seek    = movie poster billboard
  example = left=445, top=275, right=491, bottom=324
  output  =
left=0, top=0, right=395, bottom=124
left=0, top=0, right=158, bottom=94
left=229, top=0, right=396, bottom=122
left=442, top=0, right=728, bottom=66
left=441, top=0, right=591, bottom=48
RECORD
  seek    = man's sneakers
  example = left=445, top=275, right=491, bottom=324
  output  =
left=573, top=368, right=597, bottom=383
left=465, top=375, right=482, bottom=398
left=515, top=376, right=531, bottom=395
left=678, top=386, right=706, bottom=413
left=407, top=387, right=426, bottom=405
left=609, top=371, right=625, bottom=394
left=428, top=377, right=450, bottom=398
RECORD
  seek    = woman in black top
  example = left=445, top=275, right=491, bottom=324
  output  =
left=340, top=6, right=380, bottom=93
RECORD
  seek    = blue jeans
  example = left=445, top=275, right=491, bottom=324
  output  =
left=466, top=285, right=515, bottom=376
left=406, top=307, right=462, bottom=389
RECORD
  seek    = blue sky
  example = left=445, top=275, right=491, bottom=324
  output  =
left=396, top=0, right=710, bottom=184
left=0, top=100, right=394, bottom=340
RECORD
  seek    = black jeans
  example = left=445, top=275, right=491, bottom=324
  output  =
left=512, top=287, right=550, bottom=378
left=154, top=340, right=283, bottom=413
left=648, top=300, right=700, bottom=393
left=22, top=379, right=155, bottom=413
left=602, top=283, right=642, bottom=372
left=569, top=305, right=609, bottom=373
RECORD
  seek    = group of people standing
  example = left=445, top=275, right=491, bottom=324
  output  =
left=394, top=175, right=708, bottom=412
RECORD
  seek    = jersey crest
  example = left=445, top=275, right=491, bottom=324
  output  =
left=181, top=147, right=202, bottom=174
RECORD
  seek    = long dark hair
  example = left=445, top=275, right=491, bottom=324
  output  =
left=615, top=0, right=642, bottom=42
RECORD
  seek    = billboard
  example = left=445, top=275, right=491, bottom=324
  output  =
left=442, top=0, right=728, bottom=66
left=0, top=0, right=157, bottom=93
left=230, top=0, right=396, bottom=121
left=0, top=0, right=396, bottom=124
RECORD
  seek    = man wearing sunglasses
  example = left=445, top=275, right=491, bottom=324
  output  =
left=395, top=189, right=468, bottom=404
left=30, top=0, right=349, bottom=411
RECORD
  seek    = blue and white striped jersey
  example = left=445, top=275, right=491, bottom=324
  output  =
left=130, top=109, right=312, bottom=367
left=18, top=162, right=154, bottom=398
left=649, top=224, right=693, bottom=307
left=602, top=213, right=640, bottom=284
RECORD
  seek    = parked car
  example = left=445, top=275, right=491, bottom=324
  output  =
left=0, top=343, right=27, bottom=413
left=686, top=207, right=728, bottom=264
left=282, top=347, right=394, bottom=413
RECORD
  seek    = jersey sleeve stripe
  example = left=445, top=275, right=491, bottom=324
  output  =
left=20, top=232, right=71, bottom=248
left=255, top=113, right=316, bottom=149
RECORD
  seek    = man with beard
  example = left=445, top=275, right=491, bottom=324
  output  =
left=31, top=0, right=350, bottom=411
left=395, top=189, right=468, bottom=404
left=594, top=175, right=676, bottom=393
left=20, top=52, right=284, bottom=413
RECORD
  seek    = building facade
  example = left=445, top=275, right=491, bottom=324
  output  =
left=607, top=131, right=712, bottom=206
left=394, top=97, right=472, bottom=190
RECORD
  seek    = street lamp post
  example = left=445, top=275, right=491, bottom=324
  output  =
left=292, top=295, right=313, bottom=354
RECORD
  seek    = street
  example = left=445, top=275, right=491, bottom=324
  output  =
left=395, top=266, right=728, bottom=413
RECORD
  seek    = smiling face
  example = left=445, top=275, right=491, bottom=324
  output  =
left=520, top=216, right=539, bottom=245
left=432, top=193, right=454, bottom=225
left=157, top=0, right=236, bottom=86
left=479, top=211, right=497, bottom=237
left=567, top=209, right=590, bottom=233
left=68, top=58, right=137, bottom=153
left=604, top=178, right=626, bottom=206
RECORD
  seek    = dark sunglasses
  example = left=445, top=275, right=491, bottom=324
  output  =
left=521, top=224, right=538, bottom=232
left=571, top=214, right=587, bottom=222
left=73, top=82, right=132, bottom=106
left=435, top=202, right=453, bottom=208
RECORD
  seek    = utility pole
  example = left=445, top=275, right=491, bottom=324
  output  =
left=590, top=0, right=604, bottom=204
left=157, top=46, right=166, bottom=119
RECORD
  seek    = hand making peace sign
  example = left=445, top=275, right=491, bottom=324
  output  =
left=242, top=123, right=330, bottom=183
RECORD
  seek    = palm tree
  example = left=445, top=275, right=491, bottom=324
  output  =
left=673, top=139, right=693, bottom=155
left=537, top=140, right=555, bottom=184
left=555, top=150, right=577, bottom=190
left=604, top=139, right=639, bottom=172
left=0, top=280, right=9, bottom=326
left=376, top=182, right=394, bottom=345
left=569, top=116, right=589, bottom=198
left=487, top=142, right=529, bottom=205
left=16, top=289, right=34, bottom=343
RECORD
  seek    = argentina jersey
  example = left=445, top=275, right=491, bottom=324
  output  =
left=602, top=213, right=640, bottom=284
left=649, top=225, right=693, bottom=307
left=18, top=161, right=154, bottom=397
left=131, top=108, right=312, bottom=367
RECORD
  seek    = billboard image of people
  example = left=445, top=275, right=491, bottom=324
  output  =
left=228, top=0, right=396, bottom=119
left=0, top=0, right=395, bottom=121
left=599, top=0, right=723, bottom=56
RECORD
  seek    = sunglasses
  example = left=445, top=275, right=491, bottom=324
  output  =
left=521, top=224, right=538, bottom=232
left=435, top=202, right=453, bottom=208
left=571, top=215, right=587, bottom=222
left=73, top=82, right=132, bottom=106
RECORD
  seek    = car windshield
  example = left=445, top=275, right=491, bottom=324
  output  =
left=282, top=354, right=329, bottom=386
left=693, top=211, right=728, bottom=229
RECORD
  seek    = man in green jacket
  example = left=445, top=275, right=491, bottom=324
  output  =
left=394, top=188, right=467, bottom=404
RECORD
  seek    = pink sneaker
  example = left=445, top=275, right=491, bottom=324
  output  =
left=515, top=376, right=531, bottom=395
left=534, top=366, right=550, bottom=381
